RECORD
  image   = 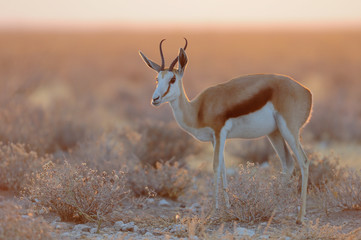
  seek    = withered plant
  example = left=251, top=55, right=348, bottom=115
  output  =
left=227, top=163, right=298, bottom=223
left=27, top=161, right=130, bottom=224
left=0, top=142, right=51, bottom=192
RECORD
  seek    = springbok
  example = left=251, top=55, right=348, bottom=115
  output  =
left=139, top=38, right=312, bottom=223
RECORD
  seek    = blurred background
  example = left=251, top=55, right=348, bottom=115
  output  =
left=0, top=0, right=361, bottom=168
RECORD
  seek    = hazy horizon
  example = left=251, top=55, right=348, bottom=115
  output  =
left=1, top=0, right=361, bottom=30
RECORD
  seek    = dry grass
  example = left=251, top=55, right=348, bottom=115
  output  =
left=314, top=168, right=361, bottom=214
left=227, top=163, right=298, bottom=223
left=70, top=131, right=124, bottom=172
left=0, top=100, right=86, bottom=155
left=0, top=201, right=54, bottom=240
left=26, top=161, right=130, bottom=223
left=279, top=219, right=361, bottom=240
left=0, top=142, right=52, bottom=192
left=301, top=152, right=344, bottom=189
left=127, top=161, right=192, bottom=199
left=130, top=121, right=201, bottom=168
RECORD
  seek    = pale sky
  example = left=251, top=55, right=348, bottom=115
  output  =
left=1, top=0, right=361, bottom=29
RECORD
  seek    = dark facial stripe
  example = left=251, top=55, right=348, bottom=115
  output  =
left=162, top=82, right=172, bottom=97
left=223, top=87, right=273, bottom=121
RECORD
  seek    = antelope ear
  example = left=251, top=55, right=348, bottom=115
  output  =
left=139, top=51, right=161, bottom=72
left=178, top=48, right=188, bottom=73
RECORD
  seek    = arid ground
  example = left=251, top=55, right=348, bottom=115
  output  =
left=0, top=30, right=361, bottom=239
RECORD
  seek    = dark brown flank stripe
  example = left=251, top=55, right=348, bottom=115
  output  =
left=197, top=87, right=273, bottom=129
left=223, top=87, right=273, bottom=120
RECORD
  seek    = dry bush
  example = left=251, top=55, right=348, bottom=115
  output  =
left=314, top=168, right=361, bottom=214
left=127, top=161, right=192, bottom=199
left=228, top=138, right=274, bottom=164
left=227, top=163, right=298, bottom=223
left=130, top=121, right=201, bottom=167
left=304, top=153, right=343, bottom=189
left=0, top=100, right=86, bottom=154
left=0, top=142, right=51, bottom=191
left=280, top=219, right=360, bottom=240
left=26, top=161, right=130, bottom=223
left=70, top=132, right=125, bottom=172
left=0, top=201, right=54, bottom=240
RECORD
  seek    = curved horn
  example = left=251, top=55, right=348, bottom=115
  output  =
left=169, top=38, right=188, bottom=71
left=159, top=39, right=166, bottom=70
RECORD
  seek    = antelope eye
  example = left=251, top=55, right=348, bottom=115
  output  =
left=170, top=76, right=176, bottom=84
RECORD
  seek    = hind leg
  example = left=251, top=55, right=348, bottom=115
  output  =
left=267, top=130, right=294, bottom=176
left=274, top=112, right=310, bottom=224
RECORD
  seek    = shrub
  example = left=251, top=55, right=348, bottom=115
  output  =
left=70, top=132, right=125, bottom=172
left=127, top=161, right=192, bottom=199
left=281, top=219, right=360, bottom=240
left=314, top=168, right=361, bottom=214
left=0, top=201, right=54, bottom=240
left=227, top=162, right=298, bottom=223
left=307, top=153, right=343, bottom=188
left=0, top=100, right=86, bottom=155
left=129, top=121, right=201, bottom=167
left=0, top=142, right=51, bottom=191
left=26, top=161, right=130, bottom=223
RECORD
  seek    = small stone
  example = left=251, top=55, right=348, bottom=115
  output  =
left=169, top=224, right=187, bottom=234
left=122, top=222, right=138, bottom=232
left=103, top=227, right=114, bottom=232
left=190, top=203, right=201, bottom=213
left=144, top=231, right=153, bottom=237
left=146, top=198, right=155, bottom=204
left=73, top=223, right=91, bottom=232
left=158, top=199, right=171, bottom=207
left=60, top=232, right=71, bottom=237
left=235, top=227, right=255, bottom=237
left=114, top=221, right=138, bottom=232
left=259, top=235, right=270, bottom=239
left=90, top=227, right=98, bottom=234
left=53, top=222, right=72, bottom=230
left=114, top=221, right=125, bottom=231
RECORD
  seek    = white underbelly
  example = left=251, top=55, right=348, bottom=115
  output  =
left=177, top=102, right=277, bottom=142
left=226, top=102, right=277, bottom=139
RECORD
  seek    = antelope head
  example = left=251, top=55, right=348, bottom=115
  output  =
left=139, top=38, right=188, bottom=106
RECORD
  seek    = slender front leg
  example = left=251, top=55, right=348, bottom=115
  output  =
left=219, top=130, right=230, bottom=208
left=212, top=131, right=230, bottom=210
left=212, top=135, right=221, bottom=209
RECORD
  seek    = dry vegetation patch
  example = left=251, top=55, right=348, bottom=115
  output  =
left=127, top=161, right=192, bottom=199
left=314, top=168, right=361, bottom=214
left=130, top=121, right=201, bottom=167
left=227, top=163, right=298, bottom=223
left=0, top=142, right=51, bottom=192
left=26, top=161, right=130, bottom=224
left=278, top=219, right=361, bottom=240
left=0, top=101, right=86, bottom=155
